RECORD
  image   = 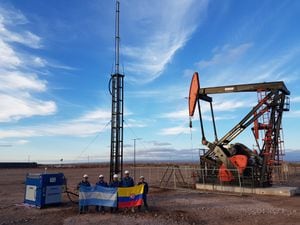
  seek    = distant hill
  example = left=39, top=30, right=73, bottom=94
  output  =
left=284, top=150, right=300, bottom=162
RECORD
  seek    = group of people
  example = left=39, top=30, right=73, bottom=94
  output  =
left=77, top=170, right=148, bottom=214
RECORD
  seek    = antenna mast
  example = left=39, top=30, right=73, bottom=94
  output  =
left=115, top=0, right=120, bottom=74
left=109, top=0, right=124, bottom=182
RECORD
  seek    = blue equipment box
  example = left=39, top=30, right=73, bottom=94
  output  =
left=24, top=173, right=65, bottom=208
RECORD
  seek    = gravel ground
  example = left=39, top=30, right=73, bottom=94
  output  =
left=0, top=167, right=299, bottom=225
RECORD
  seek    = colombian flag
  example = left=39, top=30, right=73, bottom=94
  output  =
left=118, top=184, right=144, bottom=208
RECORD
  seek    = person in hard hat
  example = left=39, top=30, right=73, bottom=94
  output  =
left=77, top=174, right=91, bottom=214
left=109, top=174, right=121, bottom=187
left=121, top=170, right=134, bottom=187
left=109, top=174, right=121, bottom=213
left=95, top=174, right=108, bottom=213
left=96, top=174, right=108, bottom=187
left=121, top=170, right=135, bottom=213
left=77, top=174, right=91, bottom=189
left=138, top=176, right=149, bottom=212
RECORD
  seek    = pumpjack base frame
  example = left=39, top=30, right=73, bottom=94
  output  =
left=195, top=183, right=300, bottom=197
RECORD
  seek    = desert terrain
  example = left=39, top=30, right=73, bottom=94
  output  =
left=0, top=166, right=299, bottom=225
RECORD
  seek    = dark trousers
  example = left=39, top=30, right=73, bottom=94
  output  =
left=79, top=205, right=88, bottom=213
left=96, top=205, right=105, bottom=212
left=138, top=194, right=148, bottom=210
left=110, top=206, right=118, bottom=213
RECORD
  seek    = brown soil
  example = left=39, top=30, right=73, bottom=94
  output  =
left=0, top=167, right=299, bottom=225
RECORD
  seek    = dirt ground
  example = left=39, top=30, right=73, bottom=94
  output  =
left=0, top=167, right=299, bottom=225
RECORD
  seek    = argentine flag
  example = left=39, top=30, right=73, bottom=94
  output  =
left=79, top=186, right=117, bottom=207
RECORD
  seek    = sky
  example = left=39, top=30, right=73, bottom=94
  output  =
left=0, top=0, right=300, bottom=163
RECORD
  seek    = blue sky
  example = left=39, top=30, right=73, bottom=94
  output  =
left=0, top=0, right=300, bottom=163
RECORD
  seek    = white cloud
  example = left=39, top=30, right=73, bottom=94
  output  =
left=160, top=98, right=250, bottom=121
left=0, top=119, right=108, bottom=139
left=32, top=57, right=47, bottom=67
left=24, top=56, right=77, bottom=70
left=0, top=129, right=37, bottom=139
left=159, top=125, right=191, bottom=136
left=0, top=14, right=42, bottom=48
left=291, top=96, right=300, bottom=103
left=132, top=147, right=198, bottom=161
left=44, top=122, right=108, bottom=137
left=200, top=44, right=300, bottom=87
left=0, top=71, right=46, bottom=92
left=76, top=109, right=111, bottom=122
left=0, top=5, right=28, bottom=25
left=123, top=0, right=209, bottom=83
left=197, top=43, right=253, bottom=68
left=183, top=69, right=196, bottom=78
left=126, top=90, right=161, bottom=98
left=76, top=108, right=134, bottom=123
left=45, top=62, right=77, bottom=71
left=285, top=110, right=300, bottom=118
left=148, top=141, right=172, bottom=147
left=0, top=5, right=57, bottom=123
left=161, top=109, right=189, bottom=120
left=0, top=108, right=147, bottom=139
left=250, top=50, right=300, bottom=83
left=0, top=39, right=21, bottom=68
left=0, top=94, right=56, bottom=122
left=213, top=99, right=250, bottom=112
left=127, top=85, right=188, bottom=104
left=159, top=97, right=251, bottom=136
left=16, top=139, right=30, bottom=145
left=124, top=118, right=148, bottom=128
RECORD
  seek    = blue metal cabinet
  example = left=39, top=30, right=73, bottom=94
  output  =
left=24, top=173, right=65, bottom=208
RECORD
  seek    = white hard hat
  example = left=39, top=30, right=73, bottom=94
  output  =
left=83, top=174, right=88, bottom=178
left=113, top=174, right=118, bottom=178
left=124, top=170, right=129, bottom=174
left=140, top=176, right=144, bottom=179
left=99, top=174, right=104, bottom=178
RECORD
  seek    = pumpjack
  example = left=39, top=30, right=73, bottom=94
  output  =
left=189, top=72, right=290, bottom=187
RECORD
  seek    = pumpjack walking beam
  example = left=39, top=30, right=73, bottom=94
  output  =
left=198, top=81, right=290, bottom=95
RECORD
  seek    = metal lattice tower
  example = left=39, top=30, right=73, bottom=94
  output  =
left=256, top=89, right=289, bottom=185
left=109, top=0, right=124, bottom=182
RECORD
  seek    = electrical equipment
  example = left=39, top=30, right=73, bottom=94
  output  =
left=24, top=173, right=65, bottom=208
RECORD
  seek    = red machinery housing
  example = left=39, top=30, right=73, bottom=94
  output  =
left=189, top=72, right=290, bottom=187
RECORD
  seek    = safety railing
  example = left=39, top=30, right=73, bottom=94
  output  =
left=132, top=166, right=245, bottom=194
left=132, top=164, right=300, bottom=194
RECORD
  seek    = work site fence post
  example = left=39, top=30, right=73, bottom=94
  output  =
left=173, top=167, right=176, bottom=189
left=202, top=168, right=205, bottom=185
left=237, top=169, right=242, bottom=195
left=148, top=167, right=151, bottom=184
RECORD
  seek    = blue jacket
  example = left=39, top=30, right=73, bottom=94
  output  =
left=77, top=180, right=91, bottom=190
left=121, top=176, right=134, bottom=187
left=96, top=180, right=108, bottom=187
left=109, top=180, right=121, bottom=188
